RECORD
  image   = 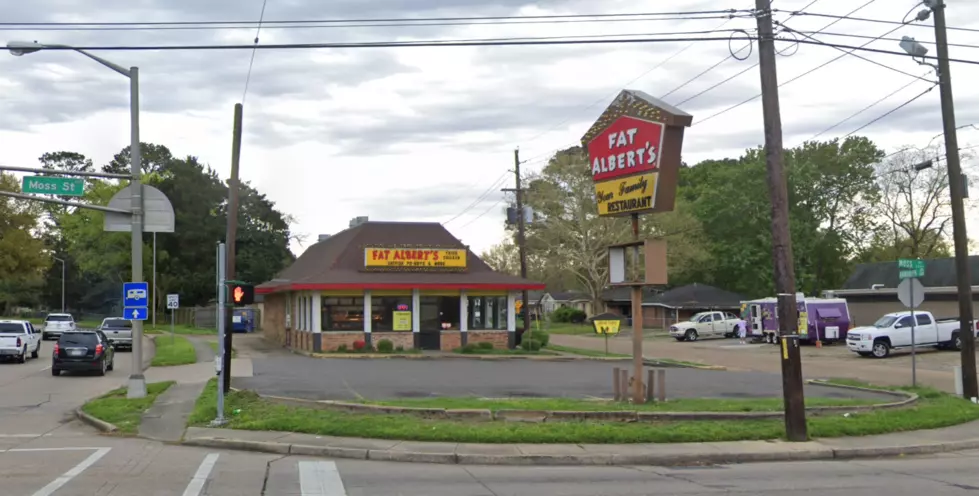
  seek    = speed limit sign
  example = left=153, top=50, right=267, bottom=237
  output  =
left=166, top=294, right=180, bottom=310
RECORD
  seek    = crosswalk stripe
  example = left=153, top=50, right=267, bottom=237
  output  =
left=182, top=453, right=220, bottom=496
left=299, top=461, right=347, bottom=496
left=31, top=447, right=110, bottom=496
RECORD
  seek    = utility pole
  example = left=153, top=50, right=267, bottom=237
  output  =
left=755, top=0, right=807, bottom=441
left=931, top=0, right=978, bottom=398
left=222, top=103, right=243, bottom=393
left=514, top=149, right=530, bottom=348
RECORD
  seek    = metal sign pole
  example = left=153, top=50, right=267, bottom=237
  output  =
left=910, top=279, right=917, bottom=387
left=171, top=306, right=175, bottom=345
left=212, top=242, right=227, bottom=426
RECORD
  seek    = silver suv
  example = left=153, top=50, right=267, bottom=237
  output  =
left=42, top=313, right=76, bottom=340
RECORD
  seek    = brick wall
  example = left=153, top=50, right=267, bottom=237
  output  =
left=262, top=293, right=287, bottom=345
left=373, top=332, right=414, bottom=350
left=322, top=332, right=367, bottom=352
left=468, top=330, right=508, bottom=349
left=440, top=331, right=461, bottom=351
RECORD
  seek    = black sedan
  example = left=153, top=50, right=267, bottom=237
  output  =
left=52, top=331, right=115, bottom=376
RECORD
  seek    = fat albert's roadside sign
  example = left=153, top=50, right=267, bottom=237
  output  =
left=581, top=90, right=693, bottom=217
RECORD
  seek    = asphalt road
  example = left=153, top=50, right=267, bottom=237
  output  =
left=234, top=353, right=897, bottom=401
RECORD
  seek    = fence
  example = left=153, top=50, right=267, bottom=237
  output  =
left=170, top=306, right=262, bottom=330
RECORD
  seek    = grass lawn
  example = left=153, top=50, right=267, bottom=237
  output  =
left=151, top=335, right=198, bottom=366
left=455, top=347, right=560, bottom=356
left=146, top=324, right=216, bottom=335
left=358, top=396, right=878, bottom=412
left=206, top=341, right=237, bottom=358
left=189, top=379, right=979, bottom=444
left=81, top=381, right=175, bottom=435
left=547, top=344, right=629, bottom=358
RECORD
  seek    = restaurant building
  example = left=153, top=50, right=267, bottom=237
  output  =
left=256, top=220, right=544, bottom=352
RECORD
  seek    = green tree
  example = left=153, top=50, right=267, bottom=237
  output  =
left=0, top=173, right=52, bottom=313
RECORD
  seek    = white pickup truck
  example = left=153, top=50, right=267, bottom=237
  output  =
left=670, top=311, right=741, bottom=342
left=846, top=311, right=979, bottom=359
left=0, top=320, right=42, bottom=363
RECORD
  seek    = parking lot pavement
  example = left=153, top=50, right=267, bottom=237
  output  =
left=234, top=353, right=897, bottom=402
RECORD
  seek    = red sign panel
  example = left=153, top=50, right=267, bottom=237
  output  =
left=587, top=116, right=665, bottom=182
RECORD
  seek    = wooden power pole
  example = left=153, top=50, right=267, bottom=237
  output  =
left=755, top=0, right=808, bottom=441
left=514, top=149, right=530, bottom=347
left=222, top=103, right=243, bottom=393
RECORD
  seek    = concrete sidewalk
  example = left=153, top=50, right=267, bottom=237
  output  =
left=180, top=419, right=979, bottom=466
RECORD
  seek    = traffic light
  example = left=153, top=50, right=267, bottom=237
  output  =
left=230, top=283, right=254, bottom=306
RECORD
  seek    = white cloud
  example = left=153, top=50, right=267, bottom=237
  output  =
left=0, top=0, right=977, bottom=260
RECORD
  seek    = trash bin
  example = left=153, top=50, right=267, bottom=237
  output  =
left=231, top=309, right=255, bottom=333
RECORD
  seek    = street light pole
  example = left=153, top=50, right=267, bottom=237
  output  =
left=899, top=1, right=977, bottom=398
left=53, top=257, right=65, bottom=313
left=6, top=40, right=147, bottom=398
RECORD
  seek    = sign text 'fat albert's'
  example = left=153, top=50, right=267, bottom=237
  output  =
left=581, top=90, right=693, bottom=217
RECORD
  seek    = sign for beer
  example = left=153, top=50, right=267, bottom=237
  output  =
left=594, top=172, right=657, bottom=216
left=587, top=115, right=665, bottom=182
left=364, top=247, right=467, bottom=269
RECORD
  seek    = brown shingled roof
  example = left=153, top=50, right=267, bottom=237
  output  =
left=257, top=221, right=544, bottom=293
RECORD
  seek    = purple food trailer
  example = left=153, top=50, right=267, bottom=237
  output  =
left=741, top=294, right=851, bottom=344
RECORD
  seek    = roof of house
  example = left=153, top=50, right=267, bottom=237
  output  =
left=256, top=221, right=544, bottom=293
left=601, top=286, right=664, bottom=303
left=841, top=256, right=979, bottom=291
left=528, top=290, right=590, bottom=303
left=649, top=283, right=745, bottom=309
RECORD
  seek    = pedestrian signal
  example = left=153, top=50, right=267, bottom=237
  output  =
left=231, top=284, right=254, bottom=306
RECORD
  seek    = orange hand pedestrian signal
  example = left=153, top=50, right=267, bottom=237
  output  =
left=230, top=284, right=254, bottom=306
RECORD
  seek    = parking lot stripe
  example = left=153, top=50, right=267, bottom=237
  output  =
left=182, top=453, right=219, bottom=496
left=299, top=461, right=347, bottom=496
left=9, top=447, right=111, bottom=452
left=30, top=447, right=110, bottom=496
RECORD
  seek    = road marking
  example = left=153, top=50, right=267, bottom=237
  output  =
left=8, top=447, right=111, bottom=452
left=299, top=461, right=347, bottom=496
left=182, top=453, right=220, bottom=496
left=30, top=447, right=110, bottom=496
left=40, top=366, right=51, bottom=371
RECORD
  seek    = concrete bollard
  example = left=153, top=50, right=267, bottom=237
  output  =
left=613, top=367, right=621, bottom=401
left=646, top=368, right=655, bottom=403
left=620, top=369, right=629, bottom=402
left=954, top=365, right=964, bottom=396
left=656, top=368, right=666, bottom=401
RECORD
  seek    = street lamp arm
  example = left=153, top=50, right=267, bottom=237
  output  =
left=6, top=41, right=131, bottom=78
left=68, top=47, right=132, bottom=78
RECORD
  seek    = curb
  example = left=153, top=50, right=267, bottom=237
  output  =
left=74, top=408, right=118, bottom=433
left=180, top=435, right=979, bottom=466
left=298, top=349, right=724, bottom=368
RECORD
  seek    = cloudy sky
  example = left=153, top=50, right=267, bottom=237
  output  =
left=0, top=0, right=977, bottom=257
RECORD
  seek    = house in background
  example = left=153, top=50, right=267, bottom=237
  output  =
left=601, top=283, right=744, bottom=329
left=823, top=256, right=979, bottom=326
left=526, top=290, right=594, bottom=318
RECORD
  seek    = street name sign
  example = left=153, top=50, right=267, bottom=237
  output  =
left=123, top=281, right=149, bottom=321
left=898, top=259, right=925, bottom=280
left=22, top=176, right=85, bottom=197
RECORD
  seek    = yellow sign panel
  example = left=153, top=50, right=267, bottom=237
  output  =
left=364, top=247, right=467, bottom=269
left=798, top=311, right=808, bottom=336
left=594, top=172, right=657, bottom=216
left=392, top=311, right=412, bottom=331
left=593, top=319, right=621, bottom=335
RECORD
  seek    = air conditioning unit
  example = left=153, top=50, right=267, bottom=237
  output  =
left=349, top=216, right=369, bottom=228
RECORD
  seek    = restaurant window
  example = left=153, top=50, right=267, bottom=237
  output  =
left=468, top=296, right=507, bottom=330
left=420, top=296, right=460, bottom=330
left=372, top=296, right=412, bottom=331
left=321, top=297, right=367, bottom=331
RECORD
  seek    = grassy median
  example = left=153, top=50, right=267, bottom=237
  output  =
left=188, top=379, right=979, bottom=444
left=355, top=396, right=874, bottom=412
left=151, top=335, right=197, bottom=366
left=82, top=381, right=175, bottom=435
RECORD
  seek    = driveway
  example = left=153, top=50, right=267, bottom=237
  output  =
left=232, top=347, right=895, bottom=402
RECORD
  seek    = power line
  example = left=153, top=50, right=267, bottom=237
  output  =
left=241, top=0, right=269, bottom=104
left=697, top=11, right=912, bottom=126
left=772, top=10, right=979, bottom=34
left=795, top=30, right=979, bottom=51
left=806, top=76, right=924, bottom=141
left=0, top=11, right=754, bottom=31
left=459, top=199, right=505, bottom=229
left=444, top=172, right=510, bottom=225
left=844, top=83, right=938, bottom=138
left=676, top=0, right=878, bottom=108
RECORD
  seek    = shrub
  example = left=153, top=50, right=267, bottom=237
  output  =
left=459, top=343, right=479, bottom=354
left=477, top=341, right=495, bottom=350
left=336, top=344, right=348, bottom=352
left=376, top=339, right=394, bottom=353
left=526, top=331, right=550, bottom=347
left=395, top=345, right=405, bottom=352
left=552, top=307, right=587, bottom=323
left=352, top=340, right=366, bottom=351
left=520, top=338, right=542, bottom=351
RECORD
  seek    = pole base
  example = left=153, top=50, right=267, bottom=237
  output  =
left=126, top=374, right=147, bottom=399
left=209, top=418, right=227, bottom=427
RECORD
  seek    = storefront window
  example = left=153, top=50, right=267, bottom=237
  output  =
left=468, top=296, right=507, bottom=330
left=372, top=296, right=413, bottom=331
left=420, top=296, right=460, bottom=330
left=321, top=297, right=368, bottom=331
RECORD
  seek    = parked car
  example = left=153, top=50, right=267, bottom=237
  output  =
left=846, top=311, right=979, bottom=358
left=669, top=311, right=740, bottom=342
left=41, top=313, right=76, bottom=340
left=52, top=330, right=115, bottom=376
left=98, top=318, right=133, bottom=350
left=0, top=320, right=41, bottom=363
